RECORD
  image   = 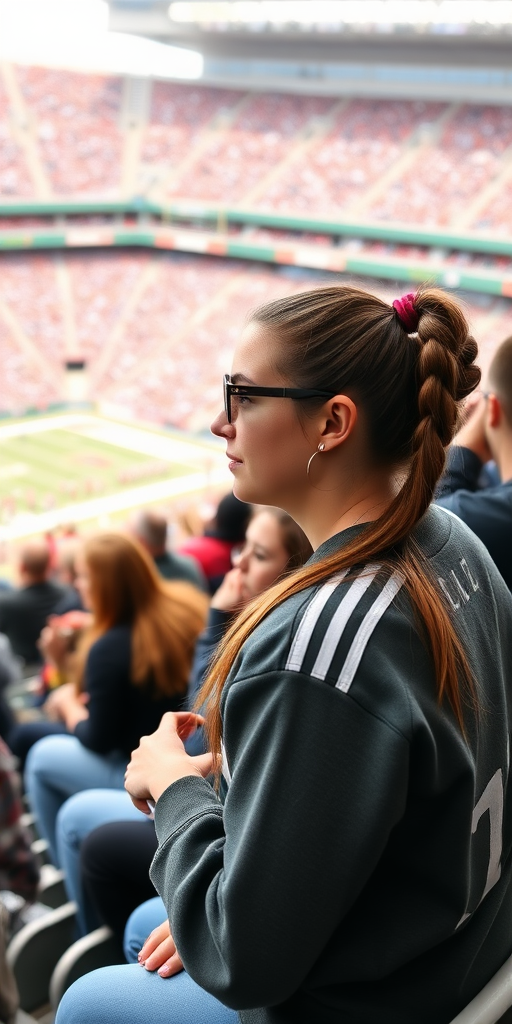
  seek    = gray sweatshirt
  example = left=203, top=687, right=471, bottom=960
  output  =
left=151, top=505, right=512, bottom=1024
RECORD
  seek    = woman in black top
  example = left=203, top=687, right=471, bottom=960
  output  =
left=24, top=531, right=207, bottom=873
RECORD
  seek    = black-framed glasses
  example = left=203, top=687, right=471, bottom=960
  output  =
left=223, top=374, right=336, bottom=424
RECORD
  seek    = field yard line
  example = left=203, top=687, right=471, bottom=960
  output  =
left=0, top=465, right=232, bottom=541
left=0, top=414, right=222, bottom=466
left=67, top=420, right=220, bottom=466
left=0, top=414, right=94, bottom=439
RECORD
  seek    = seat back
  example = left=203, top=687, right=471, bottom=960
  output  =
left=449, top=953, right=512, bottom=1024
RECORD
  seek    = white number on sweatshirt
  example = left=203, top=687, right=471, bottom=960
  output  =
left=457, top=768, right=504, bottom=928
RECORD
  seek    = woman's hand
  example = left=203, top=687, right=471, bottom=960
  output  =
left=125, top=712, right=216, bottom=814
left=454, top=394, right=493, bottom=464
left=211, top=567, right=246, bottom=613
left=39, top=623, right=69, bottom=671
left=45, top=683, right=89, bottom=729
left=138, top=920, right=183, bottom=978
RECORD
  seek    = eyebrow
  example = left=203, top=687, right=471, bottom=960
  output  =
left=231, top=372, right=256, bottom=385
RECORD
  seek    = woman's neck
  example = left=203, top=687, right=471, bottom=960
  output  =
left=295, top=471, right=398, bottom=551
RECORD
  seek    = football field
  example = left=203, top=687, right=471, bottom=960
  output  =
left=0, top=413, right=231, bottom=543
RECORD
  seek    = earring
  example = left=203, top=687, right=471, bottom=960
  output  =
left=306, top=443, right=325, bottom=476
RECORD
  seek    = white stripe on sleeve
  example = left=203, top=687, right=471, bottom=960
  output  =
left=221, top=740, right=231, bottom=786
left=311, top=565, right=381, bottom=680
left=285, top=569, right=348, bottom=672
left=336, top=571, right=404, bottom=693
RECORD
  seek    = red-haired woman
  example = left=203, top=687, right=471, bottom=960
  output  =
left=25, top=532, right=206, bottom=874
left=58, top=287, right=512, bottom=1024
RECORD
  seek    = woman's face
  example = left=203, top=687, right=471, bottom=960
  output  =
left=234, top=512, right=290, bottom=601
left=74, top=553, right=93, bottom=611
left=211, top=322, right=314, bottom=508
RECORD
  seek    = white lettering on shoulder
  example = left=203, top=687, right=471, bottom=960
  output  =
left=438, top=558, right=479, bottom=611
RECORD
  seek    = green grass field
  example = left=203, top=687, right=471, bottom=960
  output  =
left=0, top=427, right=195, bottom=519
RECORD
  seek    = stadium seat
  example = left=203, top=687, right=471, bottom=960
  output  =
left=37, top=865, right=67, bottom=910
left=7, top=902, right=76, bottom=1013
left=50, top=926, right=122, bottom=1010
left=449, top=952, right=512, bottom=1023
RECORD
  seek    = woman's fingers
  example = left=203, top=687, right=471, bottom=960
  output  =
left=138, top=921, right=170, bottom=962
left=138, top=923, right=184, bottom=976
left=171, top=711, right=205, bottom=741
left=157, top=951, right=184, bottom=978
left=142, top=937, right=176, bottom=971
left=128, top=795, right=153, bottom=815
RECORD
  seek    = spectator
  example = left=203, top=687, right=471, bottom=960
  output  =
left=130, top=509, right=206, bottom=591
left=22, top=531, right=207, bottom=926
left=179, top=493, right=251, bottom=593
left=51, top=507, right=312, bottom=940
left=0, top=539, right=67, bottom=668
left=57, top=284, right=512, bottom=1024
left=52, top=538, right=85, bottom=614
left=436, top=334, right=512, bottom=590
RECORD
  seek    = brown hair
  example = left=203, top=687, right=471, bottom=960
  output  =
left=255, top=507, right=312, bottom=574
left=199, top=284, right=480, bottom=761
left=77, top=532, right=207, bottom=696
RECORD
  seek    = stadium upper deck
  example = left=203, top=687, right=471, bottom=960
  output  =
left=1, top=65, right=512, bottom=232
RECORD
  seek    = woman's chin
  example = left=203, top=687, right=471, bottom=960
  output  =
left=232, top=480, right=274, bottom=506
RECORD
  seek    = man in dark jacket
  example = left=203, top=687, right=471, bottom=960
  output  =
left=130, top=509, right=207, bottom=591
left=0, top=539, right=66, bottom=667
left=436, top=334, right=512, bottom=590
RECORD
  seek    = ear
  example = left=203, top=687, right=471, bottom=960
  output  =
left=319, top=395, right=357, bottom=450
left=487, top=393, right=502, bottom=430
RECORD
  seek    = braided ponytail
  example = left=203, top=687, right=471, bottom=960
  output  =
left=199, top=285, right=481, bottom=762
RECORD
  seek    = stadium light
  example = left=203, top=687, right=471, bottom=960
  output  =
left=168, top=0, right=512, bottom=27
left=0, top=0, right=203, bottom=78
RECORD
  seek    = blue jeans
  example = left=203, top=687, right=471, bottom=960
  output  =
left=57, top=789, right=148, bottom=936
left=25, top=735, right=128, bottom=867
left=124, top=896, right=167, bottom=963
left=55, top=965, right=239, bottom=1024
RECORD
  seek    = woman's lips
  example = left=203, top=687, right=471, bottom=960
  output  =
left=227, top=452, right=243, bottom=472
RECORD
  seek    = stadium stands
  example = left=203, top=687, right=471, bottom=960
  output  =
left=0, top=246, right=510, bottom=426
left=164, top=92, right=336, bottom=204
left=15, top=67, right=123, bottom=196
left=1, top=67, right=512, bottom=233
left=139, top=81, right=243, bottom=191
left=368, top=104, right=512, bottom=228
left=0, top=70, right=34, bottom=197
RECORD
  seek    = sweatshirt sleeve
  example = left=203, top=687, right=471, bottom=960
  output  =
left=151, top=669, right=410, bottom=1010
left=436, top=446, right=483, bottom=504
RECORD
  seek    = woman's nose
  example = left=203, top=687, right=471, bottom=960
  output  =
left=211, top=409, right=234, bottom=438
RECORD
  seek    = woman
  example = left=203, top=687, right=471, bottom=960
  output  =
left=25, top=532, right=207, bottom=873
left=57, top=286, right=512, bottom=1024
left=56, top=508, right=311, bottom=939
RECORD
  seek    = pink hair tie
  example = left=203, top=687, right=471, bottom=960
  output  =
left=392, top=292, right=419, bottom=333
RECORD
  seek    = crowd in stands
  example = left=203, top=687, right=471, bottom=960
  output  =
left=1, top=247, right=512, bottom=428
left=2, top=288, right=512, bottom=1023
left=67, top=251, right=151, bottom=366
left=165, top=92, right=335, bottom=204
left=369, top=104, right=512, bottom=227
left=254, top=99, right=446, bottom=215
left=139, top=82, right=242, bottom=190
left=2, top=66, right=512, bottom=234
left=0, top=76, right=34, bottom=198
left=16, top=67, right=123, bottom=197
